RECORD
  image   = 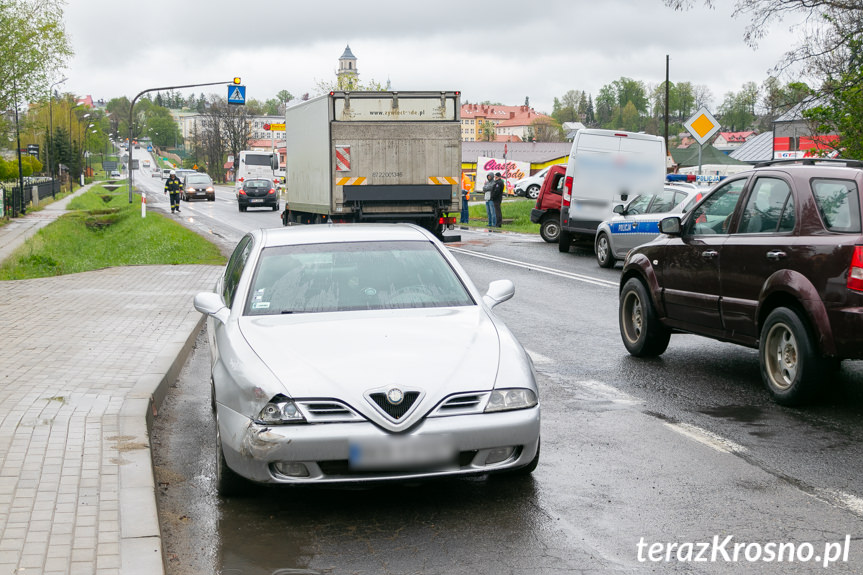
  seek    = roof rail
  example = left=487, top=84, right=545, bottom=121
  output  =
left=754, top=158, right=863, bottom=168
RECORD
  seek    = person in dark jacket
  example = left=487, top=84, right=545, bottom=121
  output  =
left=164, top=171, right=182, bottom=213
left=482, top=174, right=496, bottom=227
left=491, top=172, right=505, bottom=228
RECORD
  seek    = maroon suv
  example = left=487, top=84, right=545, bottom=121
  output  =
left=618, top=159, right=863, bottom=405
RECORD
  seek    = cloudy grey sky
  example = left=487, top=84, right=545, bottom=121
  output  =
left=62, top=0, right=804, bottom=114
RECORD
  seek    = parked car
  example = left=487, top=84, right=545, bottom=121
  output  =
left=594, top=185, right=703, bottom=268
left=529, top=164, right=568, bottom=243
left=109, top=170, right=121, bottom=178
left=515, top=165, right=562, bottom=200
left=236, top=177, right=279, bottom=212
left=618, top=158, right=863, bottom=405
left=182, top=173, right=215, bottom=201
left=194, top=224, right=540, bottom=494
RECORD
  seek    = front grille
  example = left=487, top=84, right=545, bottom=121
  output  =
left=318, top=450, right=478, bottom=477
left=296, top=400, right=362, bottom=423
left=368, top=391, right=420, bottom=419
left=438, top=394, right=485, bottom=411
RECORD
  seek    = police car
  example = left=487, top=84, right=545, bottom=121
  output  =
left=594, top=185, right=704, bottom=268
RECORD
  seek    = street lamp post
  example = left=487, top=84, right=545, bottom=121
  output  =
left=68, top=103, right=84, bottom=190
left=78, top=114, right=91, bottom=186
left=48, top=77, right=67, bottom=199
left=12, top=77, right=25, bottom=216
left=127, top=77, right=241, bottom=203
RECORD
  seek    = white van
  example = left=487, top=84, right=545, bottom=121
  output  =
left=235, top=150, right=275, bottom=187
left=559, top=129, right=666, bottom=252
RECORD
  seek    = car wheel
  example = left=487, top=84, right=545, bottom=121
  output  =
left=495, top=442, right=540, bottom=478
left=596, top=233, right=616, bottom=268
left=272, top=203, right=279, bottom=212
left=210, top=377, right=216, bottom=413
left=558, top=229, right=572, bottom=253
left=526, top=185, right=540, bottom=200
left=619, top=277, right=670, bottom=357
left=760, top=307, right=823, bottom=406
left=215, top=424, right=246, bottom=497
left=540, top=217, right=560, bottom=243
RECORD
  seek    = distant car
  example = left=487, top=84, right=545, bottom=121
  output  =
left=193, top=224, right=540, bottom=494
left=594, top=185, right=703, bottom=268
left=236, top=177, right=279, bottom=212
left=110, top=170, right=121, bottom=178
left=618, top=158, right=863, bottom=405
left=182, top=173, right=215, bottom=201
left=514, top=165, right=560, bottom=200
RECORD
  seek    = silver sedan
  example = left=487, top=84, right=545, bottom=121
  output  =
left=194, top=224, right=540, bottom=494
left=594, top=185, right=704, bottom=268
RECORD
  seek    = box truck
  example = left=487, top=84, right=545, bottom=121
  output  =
left=278, top=91, right=461, bottom=238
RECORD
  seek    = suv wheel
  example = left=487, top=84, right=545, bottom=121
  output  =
left=619, top=277, right=670, bottom=357
left=540, top=217, right=560, bottom=243
left=526, top=185, right=540, bottom=200
left=760, top=307, right=822, bottom=406
left=596, top=233, right=615, bottom=268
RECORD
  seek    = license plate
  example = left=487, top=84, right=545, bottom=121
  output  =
left=349, top=435, right=456, bottom=471
left=251, top=199, right=264, bottom=203
left=196, top=191, right=205, bottom=195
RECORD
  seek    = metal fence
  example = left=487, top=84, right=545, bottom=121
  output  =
left=2, top=178, right=62, bottom=216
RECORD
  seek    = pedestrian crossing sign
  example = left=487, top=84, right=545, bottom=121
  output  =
left=227, top=85, right=246, bottom=105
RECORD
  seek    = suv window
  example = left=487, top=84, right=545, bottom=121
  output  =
left=685, top=179, right=746, bottom=235
left=737, top=177, right=793, bottom=234
left=812, top=179, right=862, bottom=233
left=625, top=194, right=653, bottom=215
left=647, top=189, right=678, bottom=213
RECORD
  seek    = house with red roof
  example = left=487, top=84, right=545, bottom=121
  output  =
left=713, top=131, right=756, bottom=151
left=460, top=103, right=553, bottom=142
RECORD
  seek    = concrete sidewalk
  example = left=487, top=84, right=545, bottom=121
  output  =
left=0, top=186, right=221, bottom=574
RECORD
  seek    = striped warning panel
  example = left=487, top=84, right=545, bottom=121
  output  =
left=335, top=145, right=351, bottom=172
left=428, top=177, right=458, bottom=185
left=336, top=177, right=367, bottom=186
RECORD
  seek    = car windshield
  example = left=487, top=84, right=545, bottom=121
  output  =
left=245, top=241, right=474, bottom=315
left=244, top=154, right=271, bottom=166
left=187, top=175, right=211, bottom=185
left=246, top=180, right=272, bottom=189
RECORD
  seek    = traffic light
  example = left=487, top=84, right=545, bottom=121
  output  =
left=233, top=77, right=241, bottom=85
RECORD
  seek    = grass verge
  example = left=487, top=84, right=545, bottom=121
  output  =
left=465, top=197, right=540, bottom=234
left=0, top=184, right=226, bottom=280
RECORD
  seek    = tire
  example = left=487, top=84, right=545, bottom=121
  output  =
left=619, top=277, right=670, bottom=357
left=237, top=203, right=243, bottom=212
left=210, top=377, right=216, bottom=413
left=215, top=424, right=246, bottom=497
left=272, top=203, right=279, bottom=211
left=540, top=217, right=560, bottom=243
left=596, top=233, right=616, bottom=268
left=526, top=185, right=540, bottom=200
left=558, top=229, right=572, bottom=253
left=759, top=307, right=823, bottom=406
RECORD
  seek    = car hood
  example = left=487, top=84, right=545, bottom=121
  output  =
left=237, top=306, right=502, bottom=429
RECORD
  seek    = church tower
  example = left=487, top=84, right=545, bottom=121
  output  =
left=337, top=45, right=359, bottom=88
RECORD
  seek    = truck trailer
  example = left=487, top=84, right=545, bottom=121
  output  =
left=279, top=91, right=461, bottom=237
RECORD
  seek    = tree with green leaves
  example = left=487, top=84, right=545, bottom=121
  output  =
left=0, top=0, right=73, bottom=111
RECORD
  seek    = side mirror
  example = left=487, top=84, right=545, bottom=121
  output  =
left=613, top=204, right=625, bottom=214
left=194, top=292, right=230, bottom=324
left=660, top=217, right=681, bottom=236
left=482, top=280, right=515, bottom=309
left=270, top=154, right=280, bottom=171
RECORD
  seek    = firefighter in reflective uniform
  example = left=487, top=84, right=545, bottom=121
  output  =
left=164, top=171, right=182, bottom=213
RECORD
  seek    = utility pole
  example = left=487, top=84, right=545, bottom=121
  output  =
left=664, top=55, right=670, bottom=153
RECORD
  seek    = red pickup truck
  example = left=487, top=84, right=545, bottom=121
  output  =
left=529, top=164, right=567, bottom=242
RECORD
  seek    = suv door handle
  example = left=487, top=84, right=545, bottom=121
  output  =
left=766, top=250, right=787, bottom=261
left=701, top=250, right=719, bottom=259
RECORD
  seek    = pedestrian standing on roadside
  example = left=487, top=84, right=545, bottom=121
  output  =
left=482, top=174, right=496, bottom=227
left=164, top=171, right=182, bottom=213
left=492, top=172, right=504, bottom=228
left=460, top=172, right=471, bottom=224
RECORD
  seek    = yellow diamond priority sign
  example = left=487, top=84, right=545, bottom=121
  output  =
left=684, top=107, right=720, bottom=145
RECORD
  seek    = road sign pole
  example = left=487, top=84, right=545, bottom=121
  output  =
left=698, top=143, right=703, bottom=176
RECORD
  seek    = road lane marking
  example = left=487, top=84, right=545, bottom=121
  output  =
left=664, top=421, right=748, bottom=455
left=448, top=247, right=618, bottom=288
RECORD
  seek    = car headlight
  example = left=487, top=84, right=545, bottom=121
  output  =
left=484, top=388, right=538, bottom=413
left=256, top=397, right=306, bottom=424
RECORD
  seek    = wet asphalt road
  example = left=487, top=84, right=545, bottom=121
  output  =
left=149, top=193, right=863, bottom=574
